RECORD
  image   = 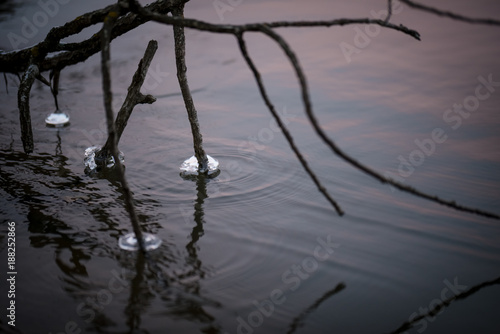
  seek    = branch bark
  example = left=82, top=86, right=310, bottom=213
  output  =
left=0, top=0, right=180, bottom=73
left=124, top=0, right=499, bottom=220
left=17, top=64, right=38, bottom=154
left=401, top=0, right=500, bottom=25
left=6, top=0, right=499, bottom=220
left=255, top=25, right=499, bottom=220
left=172, top=4, right=208, bottom=172
left=236, top=32, right=344, bottom=216
left=100, top=4, right=145, bottom=253
left=127, top=0, right=420, bottom=40
left=97, top=39, right=158, bottom=163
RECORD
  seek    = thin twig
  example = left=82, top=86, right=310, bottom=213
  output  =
left=236, top=32, right=344, bottom=216
left=385, top=0, right=393, bottom=23
left=101, top=5, right=145, bottom=253
left=388, top=276, right=500, bottom=334
left=401, top=0, right=500, bottom=26
left=256, top=25, right=499, bottom=220
left=17, top=64, right=38, bottom=154
left=98, top=40, right=158, bottom=162
left=127, top=0, right=420, bottom=41
left=172, top=3, right=208, bottom=172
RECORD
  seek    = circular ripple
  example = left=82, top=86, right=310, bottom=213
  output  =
left=206, top=146, right=305, bottom=210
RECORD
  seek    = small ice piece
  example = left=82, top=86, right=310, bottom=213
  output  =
left=84, top=146, right=124, bottom=172
left=45, top=110, right=70, bottom=127
left=180, top=155, right=219, bottom=176
left=118, top=232, right=162, bottom=251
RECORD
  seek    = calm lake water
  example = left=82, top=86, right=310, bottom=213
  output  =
left=1, top=1, right=500, bottom=333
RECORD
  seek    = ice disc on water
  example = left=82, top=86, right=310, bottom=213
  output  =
left=118, top=232, right=162, bottom=251
left=45, top=111, right=70, bottom=127
left=180, top=155, right=219, bottom=176
left=84, top=146, right=124, bottom=172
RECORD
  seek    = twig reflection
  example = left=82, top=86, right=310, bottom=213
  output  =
left=388, top=276, right=500, bottom=334
left=286, top=282, right=346, bottom=334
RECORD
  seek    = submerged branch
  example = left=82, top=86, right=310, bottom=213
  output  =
left=17, top=64, right=38, bottom=154
left=236, top=32, right=344, bottom=217
left=172, top=3, right=208, bottom=172
left=401, top=0, right=500, bottom=26
left=100, top=5, right=145, bottom=253
left=98, top=39, right=158, bottom=162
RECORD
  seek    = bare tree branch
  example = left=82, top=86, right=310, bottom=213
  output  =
left=6, top=0, right=499, bottom=220
left=2, top=0, right=421, bottom=75
left=97, top=40, right=158, bottom=163
left=256, top=25, right=499, bottom=220
left=236, top=32, right=345, bottom=216
left=172, top=3, right=209, bottom=172
left=123, top=0, right=500, bottom=220
left=100, top=4, right=145, bottom=253
left=17, top=64, right=38, bottom=154
left=401, top=0, right=500, bottom=26
left=385, top=0, right=393, bottom=23
left=0, top=0, right=179, bottom=73
left=127, top=0, right=420, bottom=40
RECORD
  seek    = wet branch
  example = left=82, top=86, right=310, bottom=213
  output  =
left=388, top=275, right=500, bottom=334
left=127, top=0, right=420, bottom=41
left=98, top=39, right=158, bottom=162
left=0, top=0, right=179, bottom=74
left=123, top=0, right=500, bottom=220
left=17, top=64, right=38, bottom=154
left=385, top=0, right=393, bottom=23
left=256, top=25, right=500, bottom=220
left=236, top=33, right=344, bottom=216
left=172, top=4, right=208, bottom=172
left=6, top=0, right=499, bottom=220
left=401, top=0, right=500, bottom=26
left=100, top=4, right=145, bottom=253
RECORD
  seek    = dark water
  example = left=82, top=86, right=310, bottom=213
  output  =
left=1, top=1, right=500, bottom=333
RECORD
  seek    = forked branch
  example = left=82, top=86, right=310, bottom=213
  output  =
left=257, top=25, right=499, bottom=220
left=123, top=0, right=500, bottom=220
left=97, top=40, right=158, bottom=163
